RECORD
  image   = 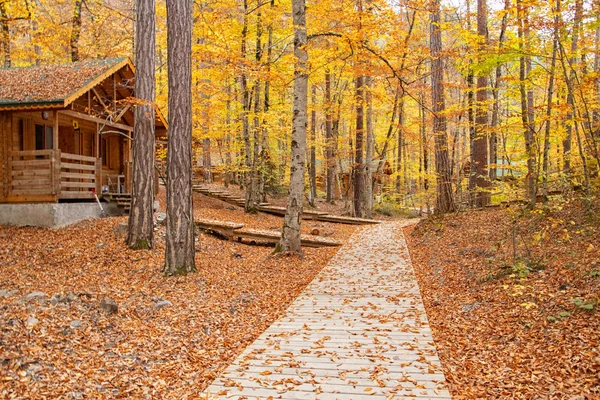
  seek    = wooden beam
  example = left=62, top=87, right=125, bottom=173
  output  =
left=53, top=110, right=59, bottom=150
left=58, top=110, right=133, bottom=133
left=91, top=87, right=110, bottom=114
left=115, top=104, right=132, bottom=123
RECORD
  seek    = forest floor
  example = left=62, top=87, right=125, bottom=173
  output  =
left=0, top=188, right=358, bottom=399
left=405, top=197, right=600, bottom=399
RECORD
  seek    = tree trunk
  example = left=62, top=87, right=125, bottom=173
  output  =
left=353, top=76, right=366, bottom=218
left=473, top=0, right=490, bottom=207
left=309, top=85, right=317, bottom=206
left=325, top=71, right=335, bottom=203
left=563, top=0, right=582, bottom=177
left=202, top=138, right=212, bottom=182
left=279, top=0, right=307, bottom=254
left=365, top=77, right=374, bottom=218
left=517, top=0, right=537, bottom=208
left=70, top=0, right=83, bottom=62
left=430, top=0, right=455, bottom=213
left=0, top=2, right=10, bottom=68
left=542, top=0, right=560, bottom=203
left=127, top=0, right=156, bottom=250
left=490, top=0, right=509, bottom=181
left=224, top=83, right=232, bottom=188
left=164, top=0, right=196, bottom=276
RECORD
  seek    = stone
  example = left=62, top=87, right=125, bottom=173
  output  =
left=70, top=320, right=83, bottom=329
left=26, top=316, right=39, bottom=327
left=156, top=212, right=167, bottom=226
left=114, top=222, right=128, bottom=235
left=96, top=243, right=106, bottom=249
left=99, top=298, right=118, bottom=314
left=0, top=289, right=18, bottom=297
left=153, top=200, right=160, bottom=212
left=24, top=291, right=47, bottom=302
left=154, top=300, right=172, bottom=310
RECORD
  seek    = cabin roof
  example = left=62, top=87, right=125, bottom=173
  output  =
left=0, top=57, right=167, bottom=129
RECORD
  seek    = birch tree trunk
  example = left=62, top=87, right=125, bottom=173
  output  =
left=70, top=0, right=83, bottom=62
left=430, top=0, right=455, bottom=213
left=164, top=0, right=196, bottom=276
left=127, top=0, right=156, bottom=250
left=278, top=0, right=307, bottom=254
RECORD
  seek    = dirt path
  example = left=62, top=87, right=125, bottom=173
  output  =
left=203, top=222, right=452, bottom=399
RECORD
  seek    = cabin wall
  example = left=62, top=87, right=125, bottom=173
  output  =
left=0, top=111, right=12, bottom=201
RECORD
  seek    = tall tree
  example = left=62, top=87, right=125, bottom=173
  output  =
left=365, top=76, right=374, bottom=218
left=70, top=0, right=83, bottom=62
left=164, top=0, right=195, bottom=275
left=0, top=1, right=10, bottom=68
left=309, top=85, right=317, bottom=207
left=127, top=0, right=156, bottom=250
left=354, top=76, right=366, bottom=218
left=278, top=0, right=307, bottom=254
left=325, top=70, right=336, bottom=203
left=430, top=0, right=455, bottom=213
left=472, top=0, right=490, bottom=207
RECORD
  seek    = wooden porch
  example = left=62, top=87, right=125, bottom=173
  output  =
left=8, top=149, right=101, bottom=202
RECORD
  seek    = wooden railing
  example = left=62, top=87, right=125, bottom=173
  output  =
left=8, top=150, right=55, bottom=196
left=8, top=150, right=101, bottom=200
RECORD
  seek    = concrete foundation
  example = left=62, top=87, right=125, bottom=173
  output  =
left=0, top=202, right=121, bottom=228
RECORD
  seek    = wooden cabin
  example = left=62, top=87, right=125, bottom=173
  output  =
left=0, top=57, right=167, bottom=204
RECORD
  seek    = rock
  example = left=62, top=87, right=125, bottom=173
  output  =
left=154, top=300, right=172, bottom=310
left=0, top=289, right=18, bottom=297
left=68, top=391, right=84, bottom=399
left=26, top=317, right=39, bottom=327
left=24, top=291, right=47, bottom=303
left=156, top=213, right=167, bottom=226
left=114, top=222, right=128, bottom=235
left=26, top=363, right=43, bottom=376
left=461, top=302, right=481, bottom=313
left=70, top=320, right=83, bottom=329
left=96, top=243, right=106, bottom=249
left=99, top=298, right=118, bottom=314
left=153, top=200, right=160, bottom=212
left=232, top=253, right=243, bottom=259
left=50, top=293, right=70, bottom=306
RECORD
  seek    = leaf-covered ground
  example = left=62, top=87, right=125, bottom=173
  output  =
left=0, top=190, right=358, bottom=399
left=405, top=200, right=600, bottom=399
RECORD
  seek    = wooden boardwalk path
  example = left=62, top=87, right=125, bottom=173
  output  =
left=203, top=222, right=452, bottom=399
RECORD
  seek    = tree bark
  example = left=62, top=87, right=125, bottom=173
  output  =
left=517, top=0, right=537, bottom=208
left=278, top=0, right=307, bottom=254
left=0, top=2, right=10, bottom=68
left=430, top=0, right=455, bottom=213
left=541, top=0, right=560, bottom=204
left=309, top=85, right=317, bottom=206
left=325, top=71, right=335, bottom=203
left=365, top=77, right=373, bottom=218
left=164, top=0, right=196, bottom=276
left=563, top=0, right=582, bottom=177
left=353, top=76, right=366, bottom=218
left=473, top=0, right=490, bottom=207
left=127, top=0, right=156, bottom=250
left=70, top=0, right=83, bottom=62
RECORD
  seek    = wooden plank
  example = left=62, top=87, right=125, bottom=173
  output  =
left=11, top=188, right=53, bottom=195
left=59, top=191, right=95, bottom=199
left=9, top=150, right=54, bottom=158
left=60, top=162, right=96, bottom=171
left=11, top=178, right=51, bottom=187
left=61, top=181, right=95, bottom=188
left=234, top=229, right=340, bottom=248
left=9, top=159, right=51, bottom=168
left=58, top=110, right=133, bottom=133
left=60, top=152, right=97, bottom=163
left=5, top=193, right=57, bottom=203
left=60, top=172, right=95, bottom=180
left=11, top=169, right=52, bottom=177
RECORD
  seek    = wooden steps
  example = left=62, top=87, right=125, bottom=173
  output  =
left=194, top=218, right=341, bottom=248
left=104, top=192, right=131, bottom=213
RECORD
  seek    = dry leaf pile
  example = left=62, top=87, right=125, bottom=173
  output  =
left=405, top=201, right=600, bottom=399
left=0, top=189, right=358, bottom=399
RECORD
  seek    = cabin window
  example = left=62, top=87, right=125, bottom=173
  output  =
left=34, top=124, right=54, bottom=151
